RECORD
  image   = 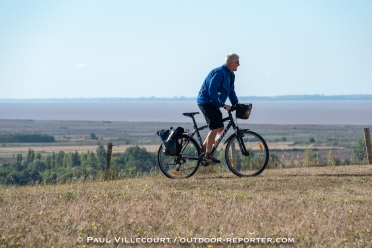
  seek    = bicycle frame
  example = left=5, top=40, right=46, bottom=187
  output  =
left=186, top=111, right=249, bottom=156
left=158, top=106, right=268, bottom=178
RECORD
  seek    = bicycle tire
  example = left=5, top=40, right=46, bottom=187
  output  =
left=225, top=130, right=269, bottom=177
left=157, top=134, right=201, bottom=178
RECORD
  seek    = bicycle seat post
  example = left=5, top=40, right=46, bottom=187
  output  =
left=182, top=112, right=200, bottom=130
left=190, top=115, right=198, bottom=130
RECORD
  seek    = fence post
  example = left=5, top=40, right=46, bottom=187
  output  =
left=364, top=128, right=372, bottom=165
left=104, top=143, right=113, bottom=181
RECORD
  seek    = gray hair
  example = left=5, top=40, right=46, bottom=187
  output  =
left=224, top=53, right=239, bottom=65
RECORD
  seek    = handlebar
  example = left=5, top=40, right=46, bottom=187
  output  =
left=223, top=105, right=237, bottom=113
left=229, top=106, right=237, bottom=112
left=221, top=105, right=236, bottom=123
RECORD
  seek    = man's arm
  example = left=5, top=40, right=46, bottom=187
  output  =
left=207, top=70, right=224, bottom=108
left=228, top=85, right=239, bottom=106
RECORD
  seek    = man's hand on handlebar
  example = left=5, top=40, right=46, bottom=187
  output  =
left=223, top=105, right=231, bottom=111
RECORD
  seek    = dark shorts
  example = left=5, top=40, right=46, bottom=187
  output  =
left=198, top=104, right=224, bottom=130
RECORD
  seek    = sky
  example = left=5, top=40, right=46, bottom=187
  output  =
left=0, top=0, right=371, bottom=99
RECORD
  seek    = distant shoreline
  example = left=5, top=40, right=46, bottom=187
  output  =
left=1, top=94, right=372, bottom=102
left=1, top=100, right=371, bottom=125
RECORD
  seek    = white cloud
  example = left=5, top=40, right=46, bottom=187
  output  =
left=75, top=63, right=88, bottom=69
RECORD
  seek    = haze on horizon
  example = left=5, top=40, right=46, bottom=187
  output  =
left=1, top=0, right=371, bottom=99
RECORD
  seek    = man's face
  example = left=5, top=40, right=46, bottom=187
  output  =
left=228, top=59, right=240, bottom=71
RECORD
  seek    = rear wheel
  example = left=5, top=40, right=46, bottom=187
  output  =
left=157, top=134, right=201, bottom=178
left=225, top=130, right=269, bottom=177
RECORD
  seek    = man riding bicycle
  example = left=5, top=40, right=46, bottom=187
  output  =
left=197, top=53, right=240, bottom=164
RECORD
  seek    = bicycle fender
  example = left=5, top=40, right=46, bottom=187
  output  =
left=224, top=134, right=236, bottom=145
left=223, top=129, right=250, bottom=145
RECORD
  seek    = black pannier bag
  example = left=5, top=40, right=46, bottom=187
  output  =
left=157, top=127, right=184, bottom=156
left=235, top=103, right=252, bottom=119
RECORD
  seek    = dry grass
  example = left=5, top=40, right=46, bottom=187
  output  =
left=1, top=165, right=372, bottom=247
left=265, top=141, right=345, bottom=151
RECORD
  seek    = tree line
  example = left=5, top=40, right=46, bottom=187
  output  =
left=0, top=133, right=55, bottom=143
left=0, top=145, right=157, bottom=185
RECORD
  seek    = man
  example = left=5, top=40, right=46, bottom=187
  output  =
left=197, top=53, right=240, bottom=164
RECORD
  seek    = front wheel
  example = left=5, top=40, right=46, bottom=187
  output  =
left=157, top=134, right=201, bottom=178
left=225, top=130, right=269, bottom=177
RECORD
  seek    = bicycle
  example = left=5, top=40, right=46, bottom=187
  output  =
left=157, top=104, right=269, bottom=178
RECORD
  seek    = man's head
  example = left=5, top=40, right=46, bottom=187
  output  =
left=224, top=53, right=240, bottom=72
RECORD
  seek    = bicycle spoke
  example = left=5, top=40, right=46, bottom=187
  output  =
left=157, top=134, right=200, bottom=178
left=225, top=130, right=269, bottom=177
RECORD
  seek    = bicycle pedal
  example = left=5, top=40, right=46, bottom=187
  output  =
left=201, top=161, right=210, bottom=167
left=199, top=153, right=209, bottom=167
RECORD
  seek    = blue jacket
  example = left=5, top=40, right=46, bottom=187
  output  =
left=197, top=64, right=239, bottom=109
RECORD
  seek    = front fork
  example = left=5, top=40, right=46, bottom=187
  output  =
left=235, top=128, right=249, bottom=156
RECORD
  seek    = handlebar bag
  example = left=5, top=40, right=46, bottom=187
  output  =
left=235, top=103, right=252, bottom=119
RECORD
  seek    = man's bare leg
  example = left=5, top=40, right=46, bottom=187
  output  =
left=203, top=127, right=224, bottom=154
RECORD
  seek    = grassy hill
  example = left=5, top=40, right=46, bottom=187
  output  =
left=1, top=165, right=372, bottom=247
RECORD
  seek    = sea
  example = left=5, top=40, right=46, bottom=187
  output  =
left=0, top=100, right=371, bottom=125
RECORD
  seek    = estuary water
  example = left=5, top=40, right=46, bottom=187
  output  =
left=0, top=100, right=371, bottom=125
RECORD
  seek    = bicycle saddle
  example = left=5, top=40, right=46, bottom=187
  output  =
left=182, top=112, right=199, bottom=117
